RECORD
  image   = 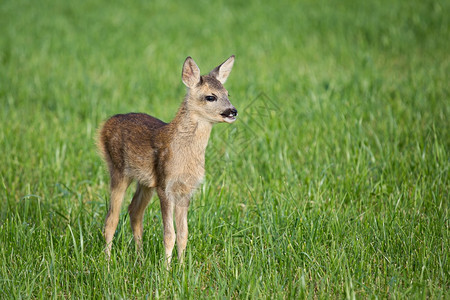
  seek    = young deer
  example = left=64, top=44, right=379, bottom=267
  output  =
left=97, top=55, right=237, bottom=265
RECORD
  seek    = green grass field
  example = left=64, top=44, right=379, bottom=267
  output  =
left=1, top=0, right=448, bottom=298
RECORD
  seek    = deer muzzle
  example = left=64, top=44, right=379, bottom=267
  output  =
left=221, top=107, right=238, bottom=123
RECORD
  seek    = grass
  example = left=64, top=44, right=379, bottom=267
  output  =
left=0, top=0, right=448, bottom=298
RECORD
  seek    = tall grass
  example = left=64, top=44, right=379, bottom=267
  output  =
left=0, top=0, right=448, bottom=298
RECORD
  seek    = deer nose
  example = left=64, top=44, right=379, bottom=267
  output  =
left=231, top=108, right=238, bottom=116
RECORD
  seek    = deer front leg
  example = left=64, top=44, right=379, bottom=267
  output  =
left=175, top=202, right=189, bottom=264
left=157, top=188, right=175, bottom=267
left=168, top=180, right=192, bottom=264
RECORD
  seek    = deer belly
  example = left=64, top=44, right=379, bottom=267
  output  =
left=125, top=165, right=158, bottom=187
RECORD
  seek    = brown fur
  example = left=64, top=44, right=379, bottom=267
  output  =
left=97, top=56, right=237, bottom=266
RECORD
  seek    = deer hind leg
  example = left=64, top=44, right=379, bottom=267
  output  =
left=157, top=187, right=175, bottom=267
left=128, top=183, right=154, bottom=252
left=104, top=175, right=130, bottom=258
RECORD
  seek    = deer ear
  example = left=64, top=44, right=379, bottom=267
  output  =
left=182, top=57, right=201, bottom=88
left=209, top=55, right=235, bottom=84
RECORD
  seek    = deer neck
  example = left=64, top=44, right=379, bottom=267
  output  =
left=170, top=101, right=213, bottom=154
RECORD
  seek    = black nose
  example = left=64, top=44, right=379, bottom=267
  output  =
left=231, top=108, right=238, bottom=116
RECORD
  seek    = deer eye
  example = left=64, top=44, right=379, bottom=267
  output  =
left=205, top=95, right=217, bottom=102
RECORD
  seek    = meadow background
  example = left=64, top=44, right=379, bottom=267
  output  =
left=0, top=0, right=448, bottom=298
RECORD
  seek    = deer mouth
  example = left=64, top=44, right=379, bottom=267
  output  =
left=221, top=108, right=238, bottom=123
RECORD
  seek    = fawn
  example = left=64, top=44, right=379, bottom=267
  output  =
left=97, top=55, right=237, bottom=265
